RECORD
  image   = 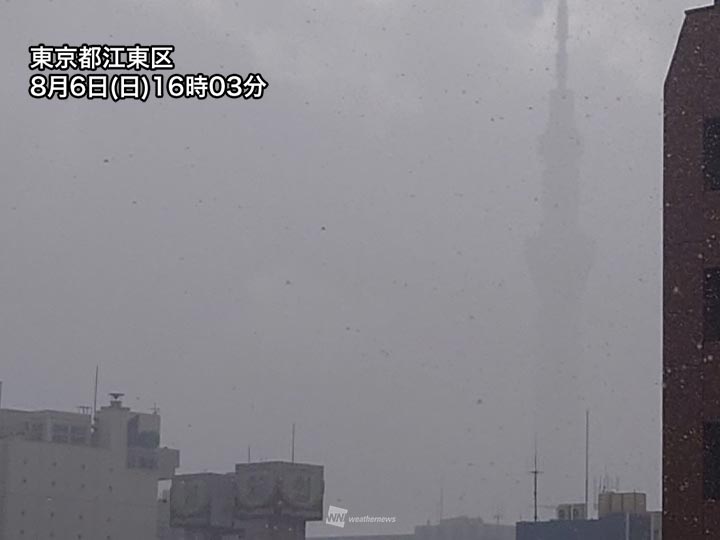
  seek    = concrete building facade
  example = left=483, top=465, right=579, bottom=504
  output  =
left=0, top=393, right=179, bottom=540
left=664, top=2, right=720, bottom=537
left=598, top=492, right=647, bottom=519
left=169, top=461, right=324, bottom=540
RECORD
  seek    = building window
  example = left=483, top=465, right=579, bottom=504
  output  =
left=70, top=426, right=87, bottom=445
left=28, top=422, right=44, bottom=441
left=704, top=422, right=720, bottom=499
left=705, top=118, right=720, bottom=190
left=705, top=268, right=720, bottom=341
left=51, top=423, right=70, bottom=444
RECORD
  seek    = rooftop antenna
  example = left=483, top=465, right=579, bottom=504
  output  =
left=585, top=410, right=590, bottom=518
left=247, top=444, right=251, bottom=463
left=291, top=423, right=296, bottom=463
left=92, top=365, right=99, bottom=421
left=529, top=438, right=543, bottom=522
left=439, top=482, right=444, bottom=523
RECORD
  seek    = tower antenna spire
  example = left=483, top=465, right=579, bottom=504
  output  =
left=556, top=0, right=569, bottom=91
left=526, top=0, right=593, bottom=505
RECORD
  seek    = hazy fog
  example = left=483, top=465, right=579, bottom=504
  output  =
left=0, top=0, right=684, bottom=534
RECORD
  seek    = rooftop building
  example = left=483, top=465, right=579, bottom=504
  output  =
left=169, top=461, right=324, bottom=540
left=0, top=386, right=179, bottom=539
left=516, top=512, right=661, bottom=540
left=516, top=492, right=660, bottom=540
left=414, top=516, right=513, bottom=540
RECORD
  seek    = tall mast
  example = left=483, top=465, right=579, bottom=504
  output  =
left=585, top=410, right=590, bottom=518
left=530, top=438, right=543, bottom=522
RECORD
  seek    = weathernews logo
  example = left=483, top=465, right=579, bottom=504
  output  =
left=325, top=505, right=397, bottom=528
left=326, top=505, right=348, bottom=528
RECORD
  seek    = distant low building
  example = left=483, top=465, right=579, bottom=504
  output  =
left=168, top=461, right=325, bottom=540
left=317, top=515, right=514, bottom=540
left=555, top=503, right=587, bottom=521
left=516, top=492, right=661, bottom=540
left=0, top=391, right=179, bottom=540
left=312, top=536, right=413, bottom=540
left=597, top=491, right=647, bottom=519
left=415, top=516, right=514, bottom=540
left=516, top=512, right=661, bottom=540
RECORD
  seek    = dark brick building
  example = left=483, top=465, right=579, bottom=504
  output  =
left=664, top=2, right=720, bottom=537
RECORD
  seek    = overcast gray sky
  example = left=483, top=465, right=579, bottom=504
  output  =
left=0, top=0, right=693, bottom=534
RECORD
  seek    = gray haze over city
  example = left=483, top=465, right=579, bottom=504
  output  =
left=0, top=0, right=684, bottom=535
